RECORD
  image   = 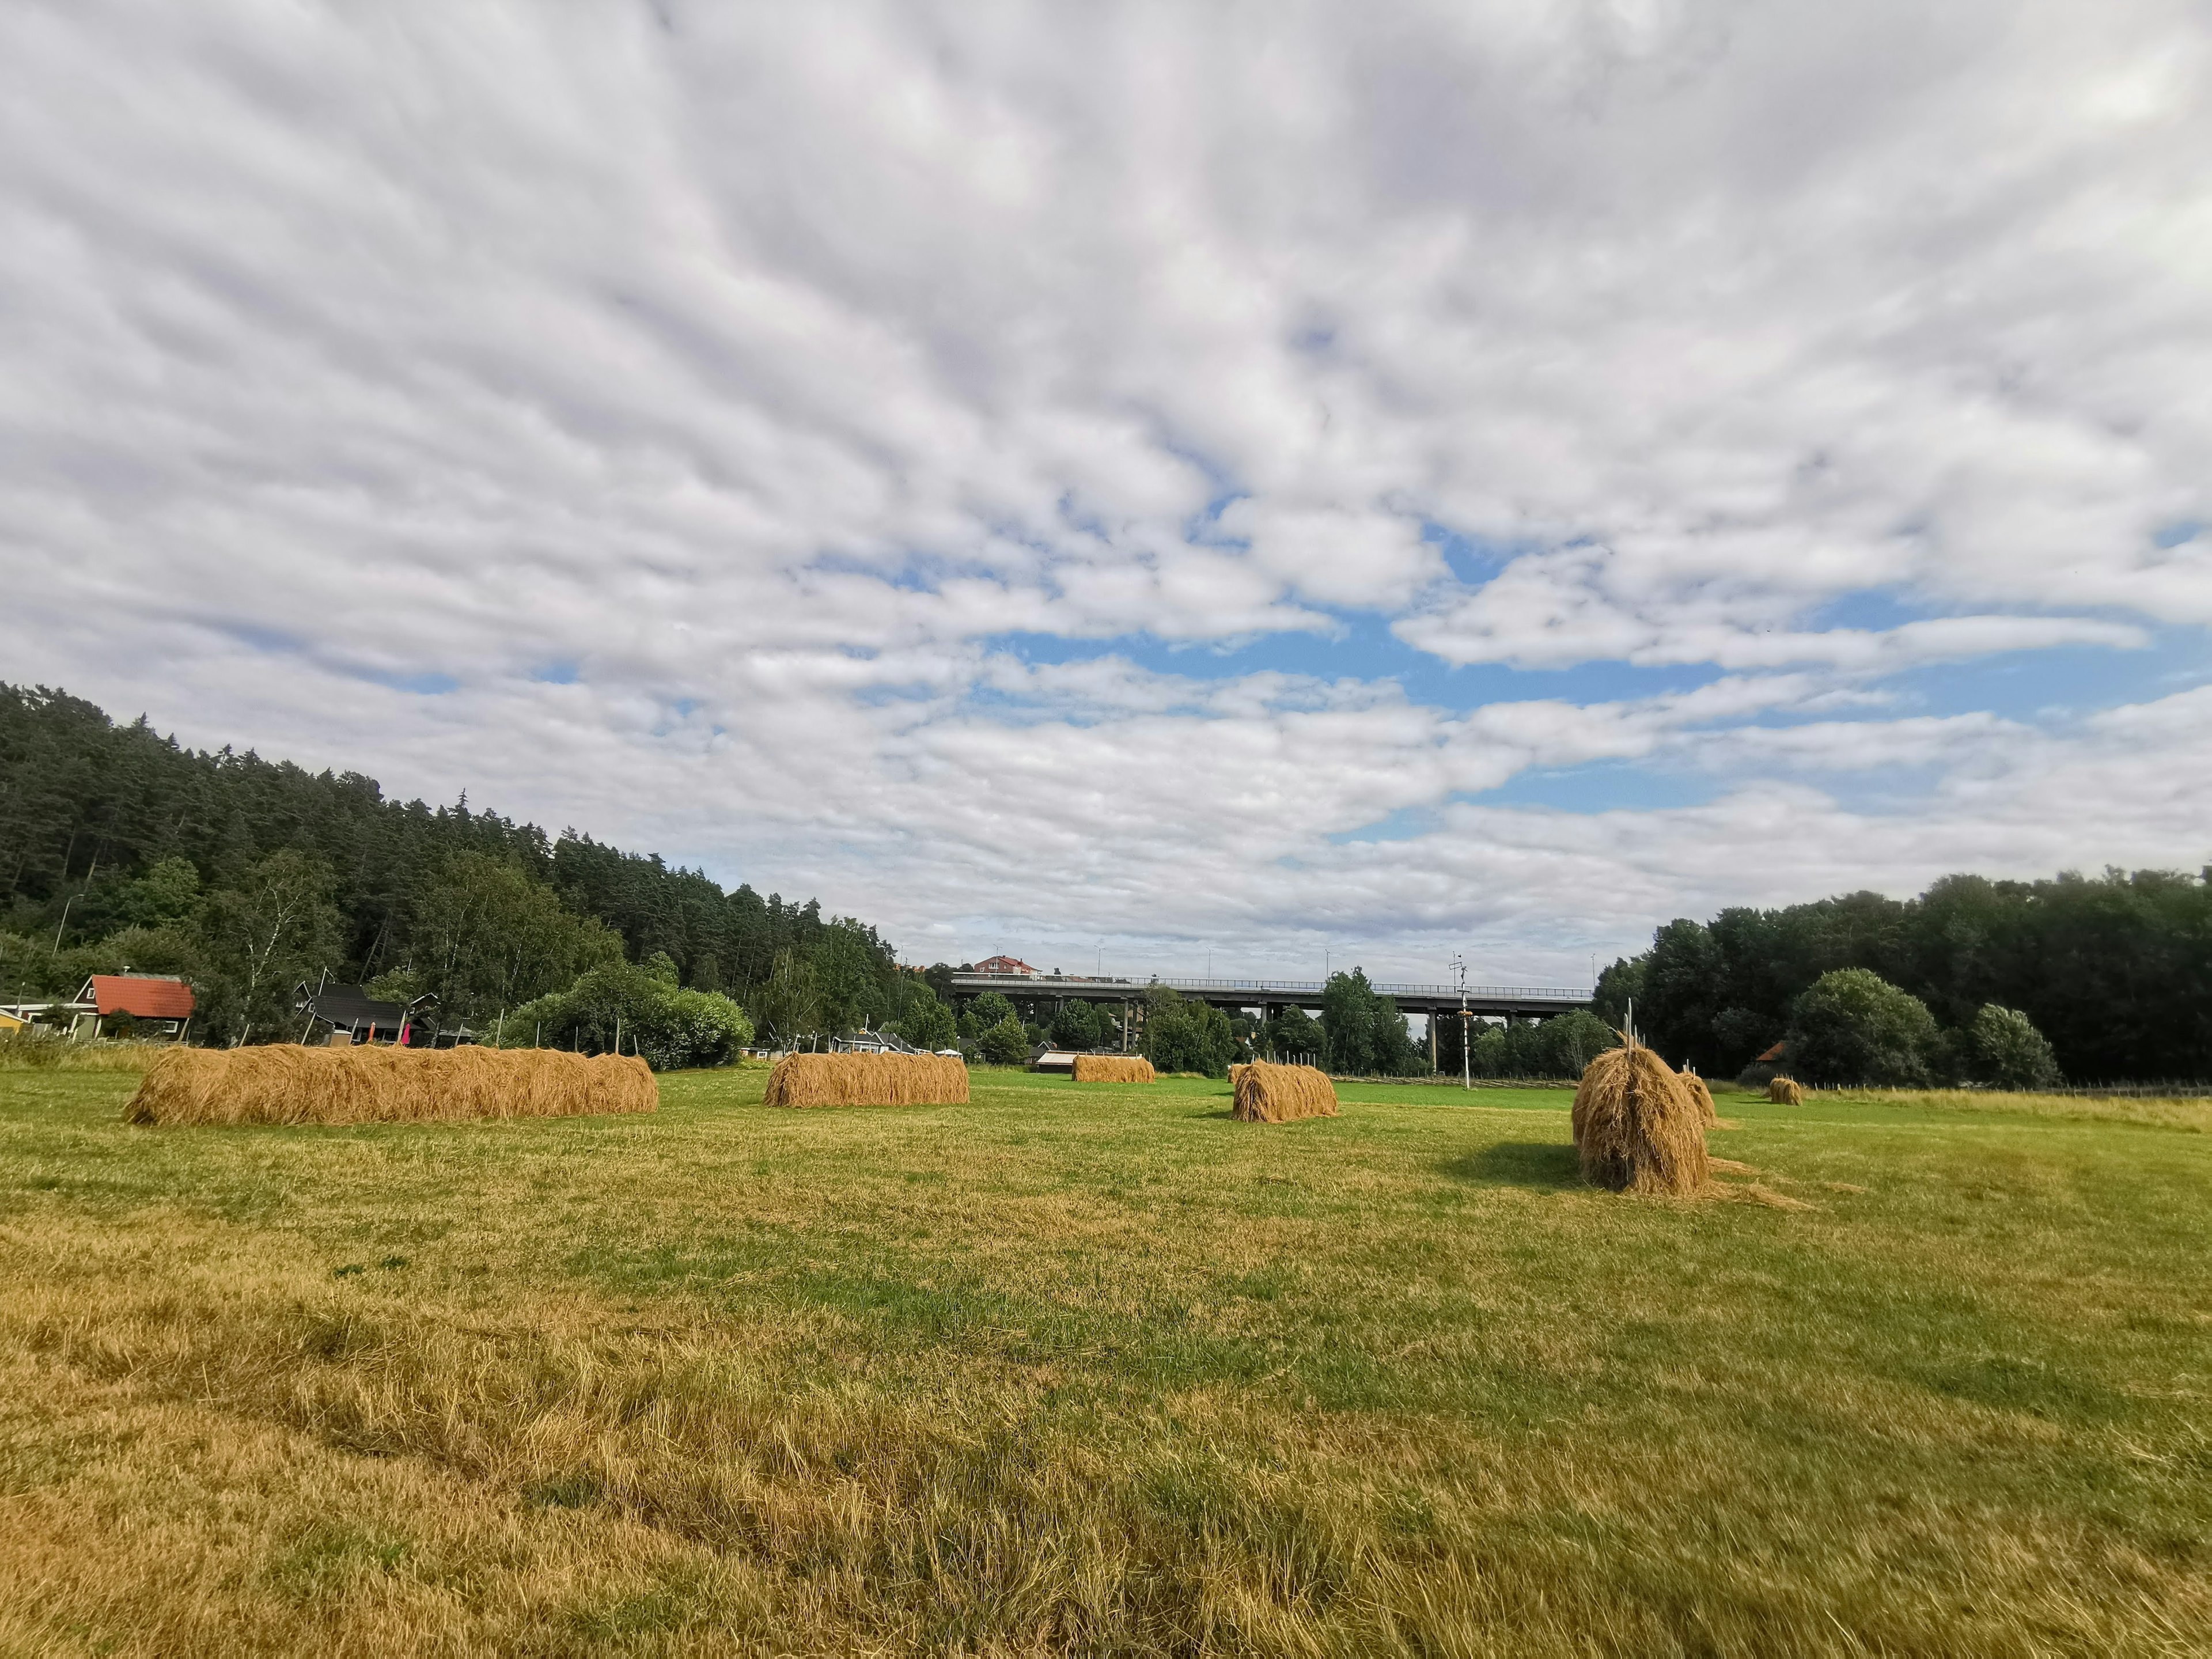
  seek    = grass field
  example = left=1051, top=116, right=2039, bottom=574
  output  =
left=1, top=1063, right=2207, bottom=1656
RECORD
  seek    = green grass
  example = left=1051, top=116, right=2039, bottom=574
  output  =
left=1, top=1065, right=2206, bottom=1654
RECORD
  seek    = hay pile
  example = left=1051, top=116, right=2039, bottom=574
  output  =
left=1570, top=1041, right=1709, bottom=1195
left=1680, top=1068, right=1719, bottom=1127
left=1071, top=1054, right=1155, bottom=1084
left=124, top=1045, right=657, bottom=1126
left=764, top=1052, right=969, bottom=1108
left=1768, top=1076, right=1805, bottom=1105
left=1229, top=1061, right=1338, bottom=1123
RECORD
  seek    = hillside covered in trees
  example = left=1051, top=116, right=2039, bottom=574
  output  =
left=0, top=683, right=934, bottom=1054
left=1596, top=870, right=2212, bottom=1085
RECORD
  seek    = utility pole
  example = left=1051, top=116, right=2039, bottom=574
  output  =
left=1453, top=952, right=1471, bottom=1090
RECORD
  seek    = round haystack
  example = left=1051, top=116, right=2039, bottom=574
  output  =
left=1570, top=1041, right=1709, bottom=1195
left=1229, top=1061, right=1338, bottom=1123
left=1767, top=1076, right=1805, bottom=1105
left=124, top=1044, right=656, bottom=1126
left=1071, top=1054, right=1155, bottom=1084
left=1679, top=1068, right=1718, bottom=1127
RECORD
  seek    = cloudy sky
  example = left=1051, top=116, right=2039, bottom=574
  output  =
left=4, top=1, right=2209, bottom=986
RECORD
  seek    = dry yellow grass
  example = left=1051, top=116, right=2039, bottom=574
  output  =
left=1571, top=1043, right=1709, bottom=1195
left=763, top=1052, right=970, bottom=1108
left=0, top=1034, right=160, bottom=1073
left=1229, top=1061, right=1338, bottom=1123
left=2, top=1066, right=2209, bottom=1655
left=1769, top=1076, right=1806, bottom=1105
left=122, top=1044, right=656, bottom=1126
left=1071, top=1055, right=1155, bottom=1084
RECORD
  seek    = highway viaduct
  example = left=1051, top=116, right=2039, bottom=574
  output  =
left=946, top=971, right=1594, bottom=1024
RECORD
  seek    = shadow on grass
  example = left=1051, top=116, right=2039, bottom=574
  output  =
left=1446, top=1141, right=1581, bottom=1190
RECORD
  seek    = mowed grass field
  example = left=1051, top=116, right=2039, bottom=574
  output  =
left=1, top=1065, right=2207, bottom=1657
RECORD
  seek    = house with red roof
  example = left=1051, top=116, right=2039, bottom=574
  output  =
left=971, top=955, right=1039, bottom=978
left=73, top=974, right=195, bottom=1041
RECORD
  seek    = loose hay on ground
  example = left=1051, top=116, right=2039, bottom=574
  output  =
left=123, top=1045, right=657, bottom=1126
left=1071, top=1054, right=1155, bottom=1084
left=1769, top=1077, right=1806, bottom=1105
left=1230, top=1061, right=1338, bottom=1123
left=1571, top=1041, right=1710, bottom=1195
left=763, top=1052, right=970, bottom=1108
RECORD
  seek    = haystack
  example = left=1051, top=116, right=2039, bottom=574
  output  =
left=1570, top=1040, right=1708, bottom=1195
left=1071, top=1054, right=1154, bottom=1084
left=763, top=1052, right=969, bottom=1108
left=1229, top=1061, right=1338, bottom=1123
left=1679, top=1067, right=1719, bottom=1127
left=124, top=1044, right=656, bottom=1127
left=1767, top=1076, right=1805, bottom=1105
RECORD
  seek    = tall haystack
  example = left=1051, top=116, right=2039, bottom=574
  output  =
left=1071, top=1054, right=1155, bottom=1084
left=764, top=1052, right=969, bottom=1108
left=124, top=1044, right=656, bottom=1127
left=1767, top=1076, right=1805, bottom=1105
left=1680, top=1067, right=1719, bottom=1127
left=1570, top=1040, right=1708, bottom=1195
left=1229, top=1061, right=1338, bottom=1123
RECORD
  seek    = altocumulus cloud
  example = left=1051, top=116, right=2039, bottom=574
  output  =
left=1, top=0, right=2208, bottom=983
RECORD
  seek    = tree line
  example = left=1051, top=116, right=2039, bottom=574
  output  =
left=0, top=684, right=916, bottom=1062
left=1594, top=869, right=2212, bottom=1086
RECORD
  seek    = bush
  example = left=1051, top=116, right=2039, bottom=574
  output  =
left=1787, top=969, right=1938, bottom=1086
left=1966, top=1003, right=2062, bottom=1090
left=893, top=991, right=957, bottom=1052
left=1050, top=999, right=1113, bottom=1051
left=976, top=1015, right=1030, bottom=1066
left=1142, top=991, right=1237, bottom=1077
left=502, top=959, right=754, bottom=1070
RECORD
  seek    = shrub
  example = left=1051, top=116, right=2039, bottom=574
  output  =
left=893, top=991, right=957, bottom=1053
left=1787, top=969, right=1938, bottom=1086
left=1966, top=1003, right=2062, bottom=1090
left=502, top=959, right=753, bottom=1070
left=1142, top=992, right=1237, bottom=1077
left=976, top=1014, right=1031, bottom=1066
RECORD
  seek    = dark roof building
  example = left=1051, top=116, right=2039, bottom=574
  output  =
left=295, top=983, right=418, bottom=1043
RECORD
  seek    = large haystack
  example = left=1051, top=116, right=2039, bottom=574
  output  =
left=1680, top=1068, right=1719, bottom=1127
left=1570, top=1041, right=1708, bottom=1195
left=1071, top=1054, right=1155, bottom=1084
left=763, top=1052, right=969, bottom=1108
left=124, top=1044, right=656, bottom=1127
left=1767, top=1076, right=1805, bottom=1105
left=1229, top=1061, right=1338, bottom=1123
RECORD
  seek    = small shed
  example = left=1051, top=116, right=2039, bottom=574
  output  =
left=1029, top=1045, right=1080, bottom=1075
left=74, top=974, right=195, bottom=1040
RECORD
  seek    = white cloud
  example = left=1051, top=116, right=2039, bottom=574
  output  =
left=1, top=0, right=2209, bottom=982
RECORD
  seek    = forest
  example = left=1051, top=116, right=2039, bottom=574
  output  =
left=0, top=683, right=937, bottom=1063
left=1594, top=870, right=2212, bottom=1085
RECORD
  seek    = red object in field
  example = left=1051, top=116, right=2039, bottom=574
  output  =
left=85, top=975, right=195, bottom=1021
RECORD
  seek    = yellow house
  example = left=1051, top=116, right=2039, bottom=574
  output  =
left=0, top=1010, right=29, bottom=1033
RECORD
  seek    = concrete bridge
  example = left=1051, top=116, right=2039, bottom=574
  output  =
left=946, top=970, right=1593, bottom=1023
